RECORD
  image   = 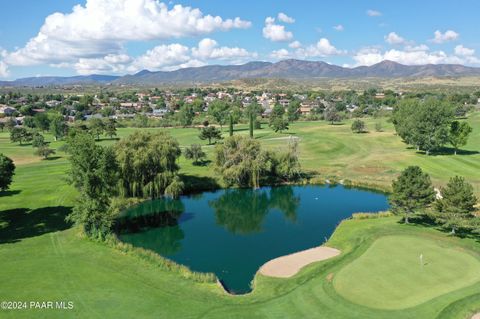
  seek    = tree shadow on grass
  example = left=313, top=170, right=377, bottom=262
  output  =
left=431, top=147, right=479, bottom=156
left=43, top=156, right=62, bottom=161
left=404, top=215, right=480, bottom=242
left=0, top=190, right=21, bottom=197
left=0, top=206, right=72, bottom=244
left=412, top=147, right=479, bottom=156
left=407, top=215, right=438, bottom=227
left=180, top=174, right=220, bottom=194
left=97, top=137, right=120, bottom=142
left=232, top=127, right=250, bottom=133
left=192, top=159, right=212, bottom=167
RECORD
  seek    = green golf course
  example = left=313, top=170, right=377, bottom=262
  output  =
left=1, top=115, right=480, bottom=318
left=334, top=235, right=480, bottom=310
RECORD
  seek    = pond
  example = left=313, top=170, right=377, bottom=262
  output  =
left=116, top=185, right=389, bottom=294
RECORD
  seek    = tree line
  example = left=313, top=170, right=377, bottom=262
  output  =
left=66, top=131, right=183, bottom=238
left=7, top=114, right=118, bottom=160
left=390, top=166, right=478, bottom=235
left=392, top=98, right=473, bottom=155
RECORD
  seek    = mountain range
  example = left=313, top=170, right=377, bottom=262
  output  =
left=2, top=59, right=480, bottom=87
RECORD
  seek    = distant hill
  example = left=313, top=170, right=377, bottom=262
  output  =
left=0, top=74, right=120, bottom=87
left=2, top=60, right=480, bottom=87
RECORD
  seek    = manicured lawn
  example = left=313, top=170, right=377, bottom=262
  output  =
left=2, top=111, right=480, bottom=194
left=1, top=217, right=480, bottom=318
left=1, top=113, right=480, bottom=318
left=334, top=235, right=480, bottom=310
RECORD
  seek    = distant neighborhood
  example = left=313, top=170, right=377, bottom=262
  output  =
left=3, top=87, right=477, bottom=131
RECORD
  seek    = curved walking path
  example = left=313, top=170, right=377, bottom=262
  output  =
left=259, top=246, right=341, bottom=278
left=472, top=313, right=480, bottom=319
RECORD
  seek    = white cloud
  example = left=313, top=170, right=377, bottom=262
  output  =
left=0, top=60, right=9, bottom=78
left=75, top=56, right=129, bottom=75
left=404, top=44, right=429, bottom=52
left=73, top=53, right=133, bottom=75
left=0, top=49, right=9, bottom=78
left=6, top=36, right=121, bottom=66
left=352, top=48, right=384, bottom=66
left=5, top=0, right=251, bottom=66
left=288, top=41, right=301, bottom=49
left=160, top=59, right=206, bottom=72
left=454, top=45, right=480, bottom=64
left=270, top=49, right=291, bottom=59
left=270, top=38, right=345, bottom=60
left=104, top=54, right=132, bottom=64
left=454, top=45, right=474, bottom=56
left=352, top=45, right=479, bottom=66
left=297, top=38, right=345, bottom=57
left=72, top=39, right=256, bottom=74
left=366, top=9, right=382, bottom=17
left=333, top=24, right=344, bottom=31
left=431, top=30, right=459, bottom=44
left=72, top=53, right=134, bottom=75
left=384, top=32, right=407, bottom=45
left=384, top=50, right=462, bottom=65
left=263, top=17, right=293, bottom=42
left=128, top=43, right=196, bottom=73
left=192, top=38, right=257, bottom=60
left=277, top=12, right=295, bottom=24
left=72, top=44, right=192, bottom=74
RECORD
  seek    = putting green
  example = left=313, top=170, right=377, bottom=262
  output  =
left=333, top=235, right=480, bottom=310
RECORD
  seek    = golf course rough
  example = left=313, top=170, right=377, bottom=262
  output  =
left=333, top=235, right=480, bottom=310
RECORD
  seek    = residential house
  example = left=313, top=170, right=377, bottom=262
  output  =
left=278, top=99, right=290, bottom=107
left=0, top=105, right=16, bottom=116
left=299, top=101, right=320, bottom=115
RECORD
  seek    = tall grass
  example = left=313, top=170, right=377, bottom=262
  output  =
left=351, top=211, right=393, bottom=220
left=102, top=234, right=217, bottom=283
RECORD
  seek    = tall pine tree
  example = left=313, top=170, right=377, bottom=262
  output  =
left=435, top=176, right=477, bottom=234
left=389, top=166, right=435, bottom=223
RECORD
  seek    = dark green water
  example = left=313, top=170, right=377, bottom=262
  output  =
left=117, top=185, right=389, bottom=294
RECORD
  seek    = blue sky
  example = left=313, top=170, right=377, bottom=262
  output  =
left=1, top=0, right=479, bottom=79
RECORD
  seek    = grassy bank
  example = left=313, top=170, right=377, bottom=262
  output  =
left=1, top=215, right=479, bottom=318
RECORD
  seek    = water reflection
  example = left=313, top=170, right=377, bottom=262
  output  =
left=116, top=198, right=186, bottom=255
left=209, top=187, right=300, bottom=234
left=120, top=198, right=185, bottom=219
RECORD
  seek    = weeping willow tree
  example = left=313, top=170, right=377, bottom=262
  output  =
left=164, top=175, right=185, bottom=199
left=214, top=135, right=272, bottom=188
left=115, top=131, right=182, bottom=199
left=272, top=137, right=301, bottom=181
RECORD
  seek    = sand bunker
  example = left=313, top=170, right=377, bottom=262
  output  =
left=472, top=314, right=480, bottom=319
left=259, top=246, right=341, bottom=278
